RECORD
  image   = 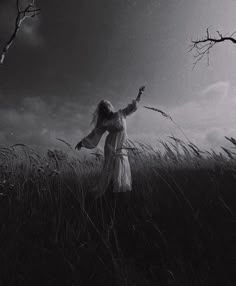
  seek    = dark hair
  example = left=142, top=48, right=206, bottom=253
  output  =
left=91, top=99, right=114, bottom=127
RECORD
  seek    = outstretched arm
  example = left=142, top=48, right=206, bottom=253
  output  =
left=75, top=126, right=106, bottom=150
left=136, top=86, right=145, bottom=102
left=121, top=86, right=145, bottom=117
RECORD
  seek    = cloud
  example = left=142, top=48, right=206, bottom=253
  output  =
left=1, top=80, right=236, bottom=153
left=0, top=96, right=86, bottom=150
left=128, top=80, right=236, bottom=150
left=201, top=81, right=229, bottom=101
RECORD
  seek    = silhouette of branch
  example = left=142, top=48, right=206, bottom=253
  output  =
left=189, top=27, right=236, bottom=68
left=0, top=0, right=40, bottom=64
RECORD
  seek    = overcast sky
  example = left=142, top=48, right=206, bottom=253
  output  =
left=1, top=0, right=236, bottom=151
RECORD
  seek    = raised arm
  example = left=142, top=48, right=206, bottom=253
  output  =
left=75, top=126, right=106, bottom=150
left=121, top=86, right=145, bottom=117
left=121, top=100, right=138, bottom=117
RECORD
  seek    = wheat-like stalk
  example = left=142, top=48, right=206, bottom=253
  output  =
left=143, top=106, right=173, bottom=120
left=143, top=105, right=191, bottom=143
left=56, top=138, right=73, bottom=150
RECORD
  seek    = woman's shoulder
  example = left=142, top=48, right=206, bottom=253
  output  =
left=117, top=109, right=124, bottom=116
left=107, top=111, right=120, bottom=120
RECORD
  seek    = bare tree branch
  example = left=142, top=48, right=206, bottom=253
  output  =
left=0, top=0, right=40, bottom=64
left=189, top=27, right=236, bottom=68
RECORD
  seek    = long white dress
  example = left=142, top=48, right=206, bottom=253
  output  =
left=81, top=100, right=138, bottom=195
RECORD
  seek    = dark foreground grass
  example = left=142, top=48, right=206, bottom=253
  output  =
left=0, top=140, right=236, bottom=286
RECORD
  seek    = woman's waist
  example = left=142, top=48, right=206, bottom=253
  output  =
left=105, top=136, right=129, bottom=150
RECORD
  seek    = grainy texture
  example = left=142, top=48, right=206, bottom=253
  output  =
left=0, top=139, right=236, bottom=285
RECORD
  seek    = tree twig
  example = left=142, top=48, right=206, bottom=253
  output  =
left=189, top=27, right=236, bottom=68
left=0, top=0, right=40, bottom=64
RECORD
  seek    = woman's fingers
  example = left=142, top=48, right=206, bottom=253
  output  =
left=139, top=86, right=145, bottom=93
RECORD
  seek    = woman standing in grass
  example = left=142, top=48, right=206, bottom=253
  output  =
left=75, top=86, right=145, bottom=198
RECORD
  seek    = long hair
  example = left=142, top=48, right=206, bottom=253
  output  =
left=91, top=99, right=114, bottom=127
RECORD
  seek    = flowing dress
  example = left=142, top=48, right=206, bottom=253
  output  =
left=81, top=100, right=138, bottom=195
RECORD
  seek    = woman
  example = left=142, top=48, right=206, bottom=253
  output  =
left=75, top=86, right=145, bottom=198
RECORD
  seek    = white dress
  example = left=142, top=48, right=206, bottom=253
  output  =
left=81, top=100, right=138, bottom=195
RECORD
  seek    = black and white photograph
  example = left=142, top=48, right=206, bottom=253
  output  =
left=0, top=0, right=236, bottom=285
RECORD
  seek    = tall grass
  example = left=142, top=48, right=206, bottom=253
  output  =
left=0, top=135, right=236, bottom=285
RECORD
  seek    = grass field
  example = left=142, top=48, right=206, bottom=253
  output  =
left=0, top=137, right=236, bottom=286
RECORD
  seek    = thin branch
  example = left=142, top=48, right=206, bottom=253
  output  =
left=189, top=27, right=236, bottom=68
left=16, top=0, right=20, bottom=12
left=0, top=0, right=40, bottom=64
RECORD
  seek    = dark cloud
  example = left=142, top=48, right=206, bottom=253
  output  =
left=0, top=95, right=89, bottom=148
left=1, top=0, right=236, bottom=150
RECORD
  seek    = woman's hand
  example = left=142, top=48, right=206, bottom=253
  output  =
left=75, top=141, right=83, bottom=151
left=139, top=86, right=145, bottom=94
left=136, top=85, right=145, bottom=102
